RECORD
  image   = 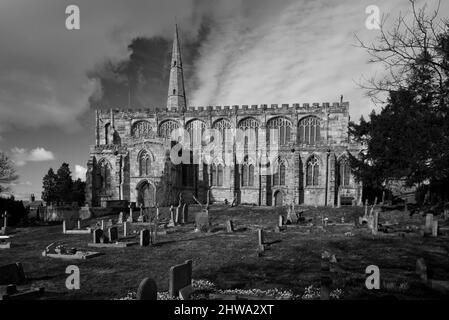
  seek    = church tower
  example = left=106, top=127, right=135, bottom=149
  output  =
left=167, top=24, right=186, bottom=112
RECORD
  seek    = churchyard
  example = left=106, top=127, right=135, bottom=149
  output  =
left=1, top=203, right=449, bottom=300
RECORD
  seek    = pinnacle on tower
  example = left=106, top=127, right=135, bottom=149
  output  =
left=167, top=24, right=186, bottom=112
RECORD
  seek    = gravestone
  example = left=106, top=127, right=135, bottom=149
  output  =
left=432, top=220, right=439, bottom=237
left=168, top=206, right=175, bottom=227
left=176, top=206, right=181, bottom=224
left=257, top=229, right=265, bottom=251
left=372, top=209, right=379, bottom=235
left=118, top=212, right=124, bottom=224
left=0, top=262, right=26, bottom=285
left=140, top=229, right=150, bottom=246
left=136, top=278, right=157, bottom=300
left=416, top=258, right=428, bottom=282
left=169, top=260, right=192, bottom=297
left=108, top=226, right=118, bottom=242
left=226, top=220, right=234, bottom=233
left=93, top=229, right=103, bottom=244
left=123, top=221, right=131, bottom=236
left=425, top=214, right=434, bottom=234
left=195, top=211, right=209, bottom=232
left=182, top=203, right=189, bottom=224
left=128, top=204, right=133, bottom=222
left=278, top=214, right=284, bottom=227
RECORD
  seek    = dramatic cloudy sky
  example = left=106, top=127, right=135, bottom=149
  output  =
left=0, top=0, right=447, bottom=200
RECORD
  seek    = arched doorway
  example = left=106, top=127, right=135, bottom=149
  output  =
left=137, top=181, right=155, bottom=208
left=274, top=191, right=283, bottom=207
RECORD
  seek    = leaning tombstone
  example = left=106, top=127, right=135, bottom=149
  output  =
left=136, top=278, right=157, bottom=300
left=140, top=229, right=150, bottom=246
left=195, top=211, right=209, bottom=232
left=169, top=260, right=192, bottom=298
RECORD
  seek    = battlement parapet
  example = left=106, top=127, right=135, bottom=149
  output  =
left=96, top=102, right=349, bottom=119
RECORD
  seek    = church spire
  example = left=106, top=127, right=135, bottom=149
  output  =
left=167, top=24, right=186, bottom=112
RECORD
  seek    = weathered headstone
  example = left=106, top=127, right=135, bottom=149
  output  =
left=278, top=214, right=284, bottom=227
left=195, top=210, right=209, bottom=232
left=140, top=229, right=150, bottom=246
left=108, top=226, right=118, bottom=242
left=416, top=258, right=428, bottom=282
left=168, top=205, right=175, bottom=227
left=123, top=221, right=131, bottom=236
left=425, top=214, right=434, bottom=234
left=182, top=203, right=189, bottom=224
left=136, top=278, right=157, bottom=300
left=0, top=262, right=26, bottom=285
left=169, top=260, right=192, bottom=297
left=93, top=229, right=103, bottom=244
left=372, top=209, right=379, bottom=235
left=128, top=203, right=133, bottom=220
left=258, top=229, right=264, bottom=247
left=432, top=220, right=439, bottom=237
left=226, top=220, right=234, bottom=233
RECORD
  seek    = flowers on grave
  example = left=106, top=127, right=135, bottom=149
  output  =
left=301, top=285, right=344, bottom=300
left=192, top=279, right=216, bottom=291
left=215, top=288, right=300, bottom=300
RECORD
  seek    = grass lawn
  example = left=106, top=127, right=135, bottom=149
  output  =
left=1, top=204, right=448, bottom=299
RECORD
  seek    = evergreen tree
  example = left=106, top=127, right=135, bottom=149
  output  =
left=55, top=163, right=73, bottom=204
left=72, top=178, right=86, bottom=206
left=41, top=168, right=58, bottom=204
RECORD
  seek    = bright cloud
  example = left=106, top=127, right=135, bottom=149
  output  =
left=10, top=147, right=55, bottom=166
left=74, top=165, right=87, bottom=181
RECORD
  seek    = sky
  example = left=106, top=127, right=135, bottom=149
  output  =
left=0, top=0, right=447, bottom=200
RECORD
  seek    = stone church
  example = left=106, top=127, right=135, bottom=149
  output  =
left=85, top=25, right=363, bottom=208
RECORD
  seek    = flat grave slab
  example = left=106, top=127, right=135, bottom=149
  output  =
left=42, top=250, right=102, bottom=260
left=88, top=241, right=138, bottom=248
left=64, top=229, right=92, bottom=235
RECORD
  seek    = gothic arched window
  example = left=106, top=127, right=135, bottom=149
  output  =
left=98, top=160, right=111, bottom=194
left=306, top=156, right=319, bottom=186
left=210, top=163, right=224, bottom=187
left=158, top=120, right=180, bottom=139
left=132, top=121, right=153, bottom=139
left=242, top=163, right=255, bottom=187
left=186, top=119, right=206, bottom=149
left=213, top=119, right=232, bottom=157
left=273, top=158, right=286, bottom=186
left=339, top=157, right=351, bottom=186
left=267, top=117, right=292, bottom=146
left=139, top=151, right=151, bottom=176
left=298, top=116, right=321, bottom=145
left=238, top=117, right=259, bottom=157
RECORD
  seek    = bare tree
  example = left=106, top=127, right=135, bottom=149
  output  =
left=355, top=0, right=449, bottom=103
left=0, top=152, right=18, bottom=194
